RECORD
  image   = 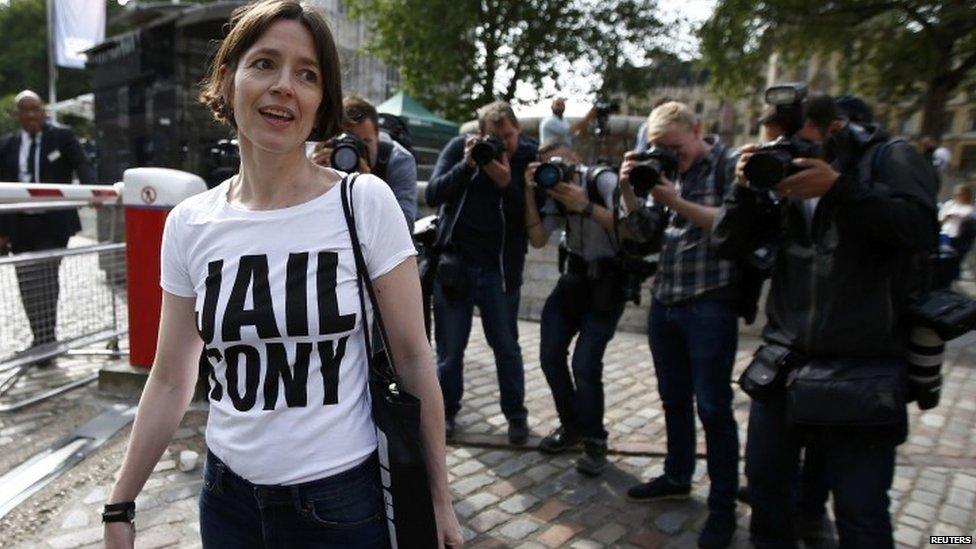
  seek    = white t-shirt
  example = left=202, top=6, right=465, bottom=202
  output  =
left=160, top=174, right=416, bottom=485
left=939, top=201, right=973, bottom=238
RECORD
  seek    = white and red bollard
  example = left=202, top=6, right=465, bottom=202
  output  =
left=122, top=168, right=206, bottom=368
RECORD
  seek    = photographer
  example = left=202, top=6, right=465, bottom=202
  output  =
left=312, top=95, right=417, bottom=231
left=715, top=90, right=938, bottom=547
left=621, top=102, right=740, bottom=549
left=522, top=139, right=625, bottom=476
left=539, top=97, right=597, bottom=146
left=425, top=101, right=538, bottom=444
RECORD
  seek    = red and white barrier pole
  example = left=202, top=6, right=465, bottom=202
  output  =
left=0, top=182, right=122, bottom=203
left=122, top=168, right=206, bottom=368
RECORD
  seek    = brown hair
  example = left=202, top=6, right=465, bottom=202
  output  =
left=198, top=0, right=342, bottom=141
left=342, top=95, right=379, bottom=131
left=477, top=100, right=519, bottom=133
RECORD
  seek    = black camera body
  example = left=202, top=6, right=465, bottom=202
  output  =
left=535, top=157, right=576, bottom=190
left=630, top=146, right=679, bottom=197
left=594, top=96, right=620, bottom=136
left=329, top=133, right=369, bottom=172
left=471, top=135, right=505, bottom=166
left=743, top=135, right=821, bottom=191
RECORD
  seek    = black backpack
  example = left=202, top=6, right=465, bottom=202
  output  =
left=377, top=113, right=416, bottom=158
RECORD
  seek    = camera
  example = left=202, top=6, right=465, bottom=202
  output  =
left=594, top=96, right=620, bottom=136
left=471, top=135, right=505, bottom=166
left=535, top=157, right=576, bottom=190
left=329, top=133, right=369, bottom=172
left=742, top=134, right=821, bottom=191
left=629, top=146, right=679, bottom=197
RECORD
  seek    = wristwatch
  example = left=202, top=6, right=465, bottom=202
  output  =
left=102, top=501, right=135, bottom=523
left=582, top=202, right=594, bottom=218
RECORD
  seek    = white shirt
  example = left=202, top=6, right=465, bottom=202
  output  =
left=540, top=115, right=572, bottom=146
left=160, top=174, right=416, bottom=484
left=18, top=129, right=41, bottom=183
left=939, top=201, right=973, bottom=238
left=933, top=146, right=951, bottom=173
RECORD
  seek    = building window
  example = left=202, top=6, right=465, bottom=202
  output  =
left=968, top=108, right=976, bottom=132
left=695, top=101, right=704, bottom=114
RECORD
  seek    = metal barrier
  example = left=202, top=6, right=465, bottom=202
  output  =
left=0, top=184, right=126, bottom=410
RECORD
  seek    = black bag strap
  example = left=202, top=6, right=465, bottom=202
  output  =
left=340, top=174, right=399, bottom=384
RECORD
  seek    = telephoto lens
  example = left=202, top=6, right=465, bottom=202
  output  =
left=471, top=135, right=504, bottom=166
left=329, top=133, right=368, bottom=172
left=534, top=158, right=575, bottom=190
left=629, top=146, right=678, bottom=197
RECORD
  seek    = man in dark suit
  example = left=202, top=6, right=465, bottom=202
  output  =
left=0, top=90, right=96, bottom=357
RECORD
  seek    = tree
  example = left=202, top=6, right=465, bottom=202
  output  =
left=0, top=0, right=129, bottom=107
left=698, top=0, right=976, bottom=139
left=343, top=0, right=667, bottom=121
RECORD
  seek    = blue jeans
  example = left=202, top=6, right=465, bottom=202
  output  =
left=746, top=392, right=896, bottom=549
left=199, top=451, right=389, bottom=548
left=433, top=265, right=527, bottom=420
left=648, top=298, right=739, bottom=513
left=539, top=280, right=625, bottom=440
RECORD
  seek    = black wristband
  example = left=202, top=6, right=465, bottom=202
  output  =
left=102, top=501, right=135, bottom=523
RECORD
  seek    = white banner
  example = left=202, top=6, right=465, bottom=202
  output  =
left=52, top=0, right=106, bottom=69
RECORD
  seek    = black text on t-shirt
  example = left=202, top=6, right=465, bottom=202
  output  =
left=196, top=252, right=357, bottom=411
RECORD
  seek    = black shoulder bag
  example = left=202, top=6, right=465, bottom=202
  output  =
left=340, top=175, right=438, bottom=549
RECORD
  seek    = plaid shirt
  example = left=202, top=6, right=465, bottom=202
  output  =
left=652, top=140, right=736, bottom=305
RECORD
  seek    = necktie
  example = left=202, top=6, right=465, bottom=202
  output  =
left=27, top=134, right=38, bottom=183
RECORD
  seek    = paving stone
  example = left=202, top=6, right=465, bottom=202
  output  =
left=536, top=523, right=583, bottom=547
left=499, top=493, right=540, bottom=514
left=469, top=509, right=511, bottom=533
left=893, top=525, right=922, bottom=547
left=81, top=488, right=107, bottom=505
left=654, top=510, right=691, bottom=535
left=59, top=509, right=91, bottom=530
left=456, top=493, right=500, bottom=519
left=627, top=529, right=670, bottom=548
left=47, top=526, right=103, bottom=549
left=499, top=517, right=542, bottom=539
left=532, top=500, right=571, bottom=522
left=453, top=473, right=496, bottom=496
left=135, top=525, right=182, bottom=549
left=903, top=502, right=938, bottom=522
left=937, top=504, right=971, bottom=528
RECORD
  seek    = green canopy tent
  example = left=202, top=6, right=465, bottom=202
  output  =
left=377, top=92, right=459, bottom=171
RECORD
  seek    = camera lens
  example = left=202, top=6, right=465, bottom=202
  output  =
left=743, top=151, right=792, bottom=191
left=534, top=164, right=562, bottom=190
left=629, top=162, right=662, bottom=196
left=471, top=141, right=495, bottom=166
left=331, top=145, right=360, bottom=172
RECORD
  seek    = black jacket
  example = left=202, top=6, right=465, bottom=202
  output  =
left=0, top=123, right=96, bottom=244
left=714, top=125, right=938, bottom=359
left=426, top=134, right=538, bottom=291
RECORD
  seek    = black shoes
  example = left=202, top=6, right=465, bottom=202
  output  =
left=627, top=475, right=692, bottom=502
left=698, top=510, right=736, bottom=548
left=538, top=426, right=582, bottom=454
left=575, top=439, right=608, bottom=477
left=507, top=418, right=529, bottom=445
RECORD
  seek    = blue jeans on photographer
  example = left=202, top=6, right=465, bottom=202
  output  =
left=199, top=451, right=389, bottom=549
left=433, top=265, right=527, bottom=421
left=746, top=391, right=896, bottom=549
left=539, top=279, right=625, bottom=441
left=649, top=298, right=739, bottom=513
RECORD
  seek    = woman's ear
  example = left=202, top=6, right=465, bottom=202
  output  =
left=219, top=65, right=235, bottom=119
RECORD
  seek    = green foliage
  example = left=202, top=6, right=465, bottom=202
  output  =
left=698, top=0, right=976, bottom=137
left=0, top=94, right=17, bottom=134
left=343, top=0, right=667, bottom=121
left=0, top=0, right=130, bottom=105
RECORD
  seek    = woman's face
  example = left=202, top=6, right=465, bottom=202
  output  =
left=227, top=19, right=323, bottom=155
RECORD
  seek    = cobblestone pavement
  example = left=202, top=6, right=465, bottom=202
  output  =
left=0, top=320, right=974, bottom=548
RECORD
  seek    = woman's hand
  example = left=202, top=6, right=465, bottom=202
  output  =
left=435, top=500, right=464, bottom=548
left=104, top=522, right=135, bottom=549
